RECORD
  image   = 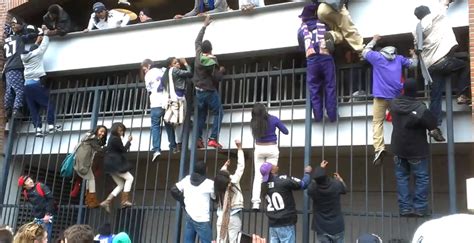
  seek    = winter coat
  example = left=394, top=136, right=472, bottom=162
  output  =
left=42, top=6, right=72, bottom=36
left=74, top=133, right=104, bottom=179
left=389, top=95, right=437, bottom=160
left=24, top=182, right=55, bottom=218
left=103, top=135, right=132, bottom=174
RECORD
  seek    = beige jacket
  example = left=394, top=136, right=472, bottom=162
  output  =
left=218, top=149, right=245, bottom=213
left=413, top=3, right=458, bottom=69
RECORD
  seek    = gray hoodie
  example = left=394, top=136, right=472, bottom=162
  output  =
left=20, top=36, right=49, bottom=81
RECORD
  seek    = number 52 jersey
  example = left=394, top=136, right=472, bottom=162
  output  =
left=264, top=174, right=310, bottom=227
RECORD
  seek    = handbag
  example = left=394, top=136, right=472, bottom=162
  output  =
left=164, top=67, right=185, bottom=125
left=60, top=153, right=75, bottom=178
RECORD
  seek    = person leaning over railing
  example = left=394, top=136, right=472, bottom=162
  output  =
left=42, top=4, right=72, bottom=36
left=20, top=26, right=62, bottom=137
left=298, top=3, right=338, bottom=123
left=73, top=125, right=108, bottom=208
left=84, top=2, right=130, bottom=32
left=174, top=0, right=230, bottom=19
left=250, top=103, right=288, bottom=210
left=214, top=139, right=245, bottom=243
left=141, top=59, right=175, bottom=162
left=161, top=57, right=194, bottom=154
left=138, top=8, right=153, bottom=23
left=190, top=15, right=226, bottom=149
left=100, top=122, right=134, bottom=213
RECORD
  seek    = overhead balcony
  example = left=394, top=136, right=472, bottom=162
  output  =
left=42, top=0, right=469, bottom=74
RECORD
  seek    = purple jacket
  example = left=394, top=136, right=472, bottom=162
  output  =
left=255, top=115, right=289, bottom=143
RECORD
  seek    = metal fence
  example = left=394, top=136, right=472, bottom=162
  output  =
left=0, top=59, right=454, bottom=242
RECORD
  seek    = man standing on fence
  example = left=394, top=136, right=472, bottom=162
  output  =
left=413, top=0, right=466, bottom=136
left=260, top=162, right=312, bottom=242
left=389, top=78, right=437, bottom=217
left=308, top=160, right=346, bottom=243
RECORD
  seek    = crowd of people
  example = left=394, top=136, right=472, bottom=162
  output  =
left=3, top=0, right=472, bottom=242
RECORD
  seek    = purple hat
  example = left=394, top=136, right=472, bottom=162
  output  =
left=299, top=4, right=317, bottom=19
left=260, top=162, right=273, bottom=183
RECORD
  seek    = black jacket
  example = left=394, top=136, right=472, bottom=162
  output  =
left=389, top=95, right=437, bottom=160
left=308, top=169, right=346, bottom=235
left=162, top=65, right=193, bottom=93
left=43, top=6, right=72, bottom=36
left=103, top=135, right=132, bottom=174
left=192, top=26, right=224, bottom=91
left=24, top=183, right=55, bottom=219
left=3, top=27, right=37, bottom=72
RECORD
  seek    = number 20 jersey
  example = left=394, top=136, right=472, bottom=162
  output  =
left=3, top=35, right=26, bottom=72
left=264, top=174, right=302, bottom=227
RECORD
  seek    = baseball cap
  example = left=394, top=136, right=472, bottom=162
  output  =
left=93, top=2, right=106, bottom=13
left=260, top=162, right=273, bottom=183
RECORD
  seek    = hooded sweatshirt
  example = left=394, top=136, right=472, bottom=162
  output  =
left=173, top=172, right=215, bottom=222
left=389, top=95, right=437, bottom=160
left=20, top=36, right=49, bottom=81
left=308, top=167, right=346, bottom=235
left=42, top=6, right=72, bottom=36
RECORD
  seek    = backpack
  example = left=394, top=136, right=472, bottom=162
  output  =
left=60, top=153, right=75, bottom=178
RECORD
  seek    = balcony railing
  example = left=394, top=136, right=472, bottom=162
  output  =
left=0, top=60, right=470, bottom=242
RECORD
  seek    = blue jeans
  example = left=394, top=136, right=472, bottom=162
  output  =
left=428, top=57, right=466, bottom=126
left=316, top=231, right=344, bottom=243
left=24, top=81, right=56, bottom=128
left=184, top=213, right=212, bottom=243
left=269, top=225, right=295, bottom=243
left=150, top=107, right=176, bottom=152
left=394, top=156, right=430, bottom=214
left=196, top=90, right=223, bottom=140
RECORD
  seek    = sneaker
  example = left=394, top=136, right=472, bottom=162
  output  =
left=429, top=128, right=445, bottom=142
left=196, top=139, right=205, bottom=149
left=324, top=32, right=335, bottom=54
left=48, top=124, right=62, bottom=134
left=35, top=128, right=44, bottom=137
left=373, top=150, right=386, bottom=166
left=251, top=203, right=260, bottom=211
left=172, top=147, right=180, bottom=154
left=118, top=0, right=131, bottom=5
left=412, top=210, right=429, bottom=217
left=207, top=139, right=223, bottom=149
left=152, top=151, right=161, bottom=162
left=400, top=209, right=414, bottom=217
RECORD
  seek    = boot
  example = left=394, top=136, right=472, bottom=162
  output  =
left=100, top=194, right=115, bottom=213
left=120, top=192, right=133, bottom=208
left=86, top=192, right=100, bottom=208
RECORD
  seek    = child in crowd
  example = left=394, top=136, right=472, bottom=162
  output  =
left=141, top=59, right=175, bottom=161
left=250, top=103, right=288, bottom=210
left=17, top=175, right=55, bottom=243
left=85, top=2, right=130, bottom=31
left=214, top=140, right=245, bottom=243
left=13, top=222, right=48, bottom=243
left=101, top=122, right=134, bottom=212
left=73, top=125, right=108, bottom=208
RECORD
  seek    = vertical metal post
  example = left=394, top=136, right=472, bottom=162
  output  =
left=173, top=99, right=193, bottom=243
left=445, top=76, right=457, bottom=213
left=303, top=85, right=312, bottom=243
left=189, top=94, right=199, bottom=172
left=77, top=89, right=100, bottom=224
left=0, top=116, right=17, bottom=211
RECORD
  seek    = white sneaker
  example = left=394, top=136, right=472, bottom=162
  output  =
left=48, top=124, right=62, bottom=134
left=35, top=128, right=44, bottom=137
left=152, top=151, right=161, bottom=162
left=251, top=203, right=260, bottom=211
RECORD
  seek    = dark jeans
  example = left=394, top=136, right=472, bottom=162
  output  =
left=150, top=107, right=176, bottom=152
left=196, top=90, right=223, bottom=140
left=24, top=81, right=55, bottom=128
left=428, top=56, right=466, bottom=126
left=316, top=231, right=344, bottom=243
left=184, top=213, right=212, bottom=243
left=394, top=156, right=430, bottom=214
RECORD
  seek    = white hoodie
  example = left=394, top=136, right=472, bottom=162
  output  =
left=145, top=67, right=168, bottom=109
left=20, top=36, right=49, bottom=81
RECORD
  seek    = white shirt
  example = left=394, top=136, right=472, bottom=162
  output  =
left=412, top=214, right=474, bottom=243
left=87, top=10, right=130, bottom=30
left=175, top=175, right=215, bottom=222
left=145, top=67, right=168, bottom=109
